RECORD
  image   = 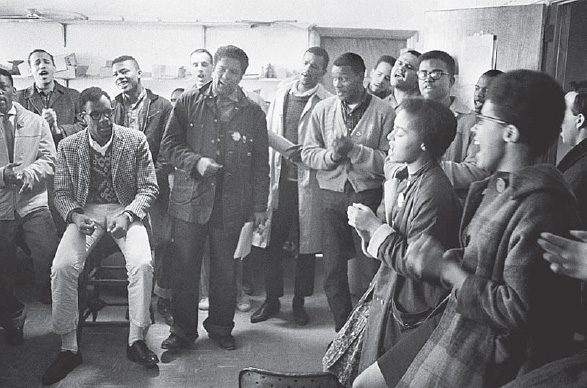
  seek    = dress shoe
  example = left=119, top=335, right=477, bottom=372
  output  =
left=42, top=350, right=83, bottom=385
left=250, top=299, right=280, bottom=323
left=127, top=340, right=159, bottom=366
left=209, top=333, right=236, bottom=350
left=161, top=333, right=192, bottom=350
left=292, top=297, right=309, bottom=326
left=2, top=308, right=26, bottom=345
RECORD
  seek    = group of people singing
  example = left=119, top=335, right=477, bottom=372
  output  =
left=1, top=42, right=587, bottom=388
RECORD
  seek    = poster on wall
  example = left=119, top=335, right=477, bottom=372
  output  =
left=459, top=33, right=497, bottom=85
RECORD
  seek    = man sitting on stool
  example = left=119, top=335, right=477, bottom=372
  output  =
left=42, top=87, right=159, bottom=385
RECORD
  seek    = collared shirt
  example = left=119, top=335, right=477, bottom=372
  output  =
left=290, top=81, right=320, bottom=98
left=35, top=84, right=55, bottom=109
left=122, top=88, right=147, bottom=131
left=0, top=106, right=17, bottom=127
left=88, top=130, right=113, bottom=156
left=212, top=87, right=239, bottom=123
left=1, top=106, right=17, bottom=162
left=341, top=89, right=372, bottom=135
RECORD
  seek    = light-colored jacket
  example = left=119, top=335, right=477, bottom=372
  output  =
left=0, top=102, right=56, bottom=220
left=259, top=80, right=331, bottom=253
left=302, top=94, right=394, bottom=193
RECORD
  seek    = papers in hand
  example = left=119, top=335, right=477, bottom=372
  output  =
left=234, top=221, right=254, bottom=259
left=267, top=131, right=305, bottom=167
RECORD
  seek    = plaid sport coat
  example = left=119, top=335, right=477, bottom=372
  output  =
left=396, top=165, right=581, bottom=388
left=54, top=124, right=158, bottom=222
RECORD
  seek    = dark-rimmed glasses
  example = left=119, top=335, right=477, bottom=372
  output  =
left=416, top=70, right=451, bottom=81
left=475, top=113, right=510, bottom=127
left=85, top=109, right=114, bottom=121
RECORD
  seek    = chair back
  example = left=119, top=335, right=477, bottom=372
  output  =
left=239, top=367, right=340, bottom=388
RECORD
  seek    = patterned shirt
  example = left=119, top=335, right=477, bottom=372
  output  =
left=341, top=90, right=372, bottom=135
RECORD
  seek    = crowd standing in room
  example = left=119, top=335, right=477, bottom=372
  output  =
left=2, top=34, right=587, bottom=388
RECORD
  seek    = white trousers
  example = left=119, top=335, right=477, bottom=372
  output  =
left=51, top=203, right=153, bottom=334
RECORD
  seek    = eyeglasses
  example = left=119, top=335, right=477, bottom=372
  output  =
left=85, top=109, right=114, bottom=121
left=475, top=113, right=510, bottom=127
left=416, top=70, right=451, bottom=81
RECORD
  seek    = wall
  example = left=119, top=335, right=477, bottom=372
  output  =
left=2, top=0, right=552, bottom=41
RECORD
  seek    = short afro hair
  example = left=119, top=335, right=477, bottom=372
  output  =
left=375, top=55, right=396, bottom=69
left=112, top=55, right=140, bottom=69
left=214, top=45, right=249, bottom=74
left=333, top=52, right=366, bottom=76
left=419, top=50, right=456, bottom=76
left=399, top=97, right=457, bottom=159
left=305, top=47, right=330, bottom=70
left=487, top=69, right=565, bottom=156
left=80, top=87, right=111, bottom=110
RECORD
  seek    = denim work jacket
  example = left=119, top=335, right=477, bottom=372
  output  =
left=161, top=83, right=269, bottom=228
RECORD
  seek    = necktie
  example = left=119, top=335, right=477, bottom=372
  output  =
left=2, top=114, right=14, bottom=163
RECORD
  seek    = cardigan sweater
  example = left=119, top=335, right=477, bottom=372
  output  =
left=397, top=165, right=581, bottom=388
left=301, top=94, right=394, bottom=193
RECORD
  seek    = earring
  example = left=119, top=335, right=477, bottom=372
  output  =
left=420, top=143, right=426, bottom=151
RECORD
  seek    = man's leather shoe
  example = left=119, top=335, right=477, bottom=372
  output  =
left=161, top=333, right=192, bottom=350
left=42, top=351, right=83, bottom=385
left=3, top=309, right=26, bottom=345
left=127, top=340, right=159, bottom=366
left=209, top=333, right=236, bottom=350
left=250, top=299, right=280, bottom=323
left=292, top=298, right=309, bottom=326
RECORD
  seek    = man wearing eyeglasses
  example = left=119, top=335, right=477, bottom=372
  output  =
left=417, top=50, right=489, bottom=198
left=43, top=86, right=159, bottom=385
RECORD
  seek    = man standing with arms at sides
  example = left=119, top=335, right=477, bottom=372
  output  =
left=417, top=50, right=488, bottom=198
left=160, top=45, right=269, bottom=351
left=0, top=68, right=57, bottom=307
left=250, top=47, right=332, bottom=326
left=387, top=50, right=422, bottom=109
left=302, top=52, right=394, bottom=332
left=42, top=87, right=159, bottom=385
left=17, top=49, right=84, bottom=239
left=366, top=55, right=395, bottom=101
left=473, top=69, right=503, bottom=114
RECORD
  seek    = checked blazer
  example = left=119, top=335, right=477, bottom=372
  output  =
left=54, top=124, right=158, bottom=222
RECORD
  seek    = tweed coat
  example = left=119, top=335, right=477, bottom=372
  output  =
left=258, top=80, right=331, bottom=253
left=397, top=165, right=581, bottom=388
left=53, top=124, right=158, bottom=223
left=16, top=81, right=83, bottom=140
left=0, top=102, right=56, bottom=220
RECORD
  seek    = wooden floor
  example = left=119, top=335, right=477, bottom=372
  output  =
left=0, top=256, right=341, bottom=388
